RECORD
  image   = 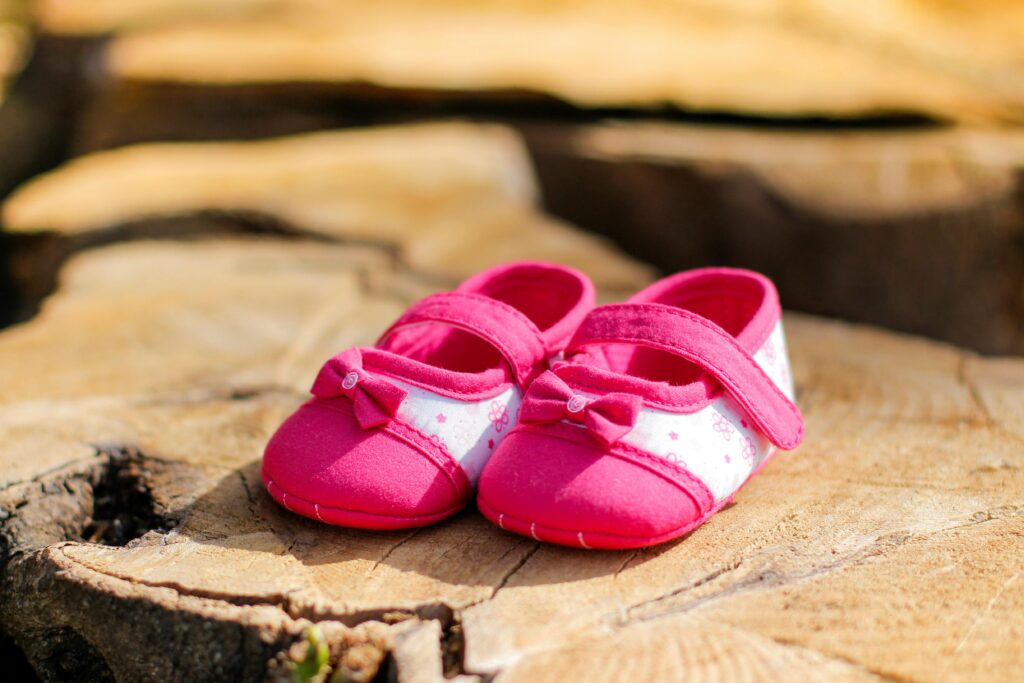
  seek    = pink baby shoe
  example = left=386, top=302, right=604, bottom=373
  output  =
left=261, top=262, right=595, bottom=529
left=476, top=268, right=803, bottom=549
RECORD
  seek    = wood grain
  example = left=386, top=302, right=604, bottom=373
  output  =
left=1, top=122, right=1022, bottom=681
left=0, top=0, right=28, bottom=103
left=36, top=0, right=1024, bottom=123
left=36, top=53, right=1024, bottom=353
left=29, top=2, right=1024, bottom=353
left=529, top=122, right=1024, bottom=354
left=3, top=122, right=650, bottom=291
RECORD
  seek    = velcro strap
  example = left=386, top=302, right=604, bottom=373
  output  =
left=377, top=292, right=547, bottom=387
left=567, top=303, right=803, bottom=449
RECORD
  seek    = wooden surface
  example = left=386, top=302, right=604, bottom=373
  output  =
left=32, top=0, right=1024, bottom=124
left=29, top=19, right=1024, bottom=354
left=528, top=122, right=1024, bottom=355
left=1, top=122, right=1023, bottom=681
left=54, top=99, right=1024, bottom=356
left=0, top=0, right=27, bottom=104
left=2, top=122, right=646, bottom=289
left=0, top=122, right=649, bottom=326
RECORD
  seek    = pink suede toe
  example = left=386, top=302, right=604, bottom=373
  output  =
left=477, top=425, right=711, bottom=549
left=261, top=399, right=470, bottom=529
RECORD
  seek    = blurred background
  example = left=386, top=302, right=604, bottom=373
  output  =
left=0, top=0, right=1022, bottom=353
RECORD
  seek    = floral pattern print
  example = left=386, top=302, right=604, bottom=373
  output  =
left=620, top=320, right=791, bottom=501
left=712, top=413, right=734, bottom=440
left=488, top=401, right=510, bottom=433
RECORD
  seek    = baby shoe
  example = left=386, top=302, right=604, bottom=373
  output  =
left=476, top=267, right=803, bottom=549
left=262, top=262, right=595, bottom=529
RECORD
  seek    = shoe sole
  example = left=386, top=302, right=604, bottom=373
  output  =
left=476, top=447, right=779, bottom=550
left=262, top=471, right=466, bottom=530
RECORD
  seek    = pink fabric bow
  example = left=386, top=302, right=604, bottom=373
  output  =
left=520, top=372, right=642, bottom=446
left=310, top=349, right=407, bottom=429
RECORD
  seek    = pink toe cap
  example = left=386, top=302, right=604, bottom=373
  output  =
left=261, top=400, right=469, bottom=529
left=477, top=427, right=711, bottom=549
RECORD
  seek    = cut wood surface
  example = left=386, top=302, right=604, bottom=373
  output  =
left=24, top=2, right=1024, bottom=352
left=0, top=1, right=28, bottom=104
left=0, top=21, right=26, bottom=103
left=1, top=122, right=1023, bottom=682
left=528, top=121, right=1024, bottom=355
left=37, top=58, right=1024, bottom=353
left=2, top=122, right=648, bottom=292
left=36, top=0, right=1024, bottom=123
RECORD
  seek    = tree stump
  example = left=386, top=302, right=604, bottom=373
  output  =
left=24, top=1, right=1024, bottom=354
left=0, top=122, right=650, bottom=323
left=1, top=122, right=1023, bottom=682
left=34, top=0, right=1024, bottom=123
left=0, top=1, right=74, bottom=199
left=527, top=122, right=1024, bottom=355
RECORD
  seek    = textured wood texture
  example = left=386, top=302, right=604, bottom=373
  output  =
left=51, top=97, right=1024, bottom=356
left=1, top=122, right=1023, bottom=681
left=0, top=122, right=649, bottom=326
left=26, top=18, right=1024, bottom=353
left=0, top=2, right=66, bottom=198
left=34, top=0, right=1024, bottom=123
left=0, top=0, right=28, bottom=100
left=529, top=121, right=1024, bottom=355
left=2, top=122, right=645, bottom=289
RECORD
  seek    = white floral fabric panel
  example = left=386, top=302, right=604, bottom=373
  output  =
left=752, top=320, right=794, bottom=399
left=621, top=321, right=791, bottom=502
left=387, top=378, right=522, bottom=484
left=622, top=398, right=772, bottom=502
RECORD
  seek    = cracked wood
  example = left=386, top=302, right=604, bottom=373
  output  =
left=0, top=122, right=1022, bottom=681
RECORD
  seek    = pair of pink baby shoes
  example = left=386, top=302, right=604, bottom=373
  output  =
left=261, top=262, right=803, bottom=550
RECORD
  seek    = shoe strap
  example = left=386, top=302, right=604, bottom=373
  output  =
left=377, top=292, right=548, bottom=387
left=566, top=303, right=803, bottom=449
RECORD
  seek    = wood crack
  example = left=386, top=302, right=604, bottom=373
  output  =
left=51, top=543, right=459, bottom=632
left=619, top=558, right=745, bottom=624
left=489, top=542, right=540, bottom=600
left=958, top=353, right=996, bottom=426
left=956, top=354, right=1024, bottom=448
left=620, top=510, right=1021, bottom=627
left=0, top=453, right=104, bottom=495
left=953, top=571, right=1020, bottom=654
left=750, top=630, right=909, bottom=683
left=2, top=115, right=1022, bottom=678
left=612, top=549, right=641, bottom=579
left=371, top=528, right=423, bottom=573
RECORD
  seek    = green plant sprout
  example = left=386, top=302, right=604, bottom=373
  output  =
left=291, top=625, right=329, bottom=683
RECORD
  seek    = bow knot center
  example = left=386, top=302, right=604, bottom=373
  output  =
left=566, top=394, right=588, bottom=414
left=341, top=371, right=360, bottom=391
